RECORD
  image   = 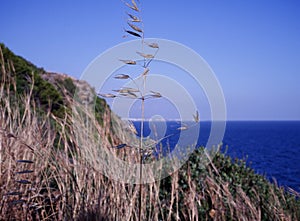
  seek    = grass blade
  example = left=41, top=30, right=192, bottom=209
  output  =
left=16, top=170, right=34, bottom=174
left=193, top=110, right=199, bottom=123
left=98, top=93, right=116, bottom=98
left=16, top=180, right=31, bottom=185
left=114, top=74, right=131, bottom=79
left=119, top=59, right=137, bottom=65
left=113, top=87, right=139, bottom=93
left=125, top=30, right=142, bottom=38
left=136, top=52, right=154, bottom=59
left=146, top=42, right=159, bottom=48
left=150, top=91, right=162, bottom=98
left=113, top=144, right=127, bottom=149
left=127, top=13, right=141, bottom=22
left=128, top=22, right=143, bottom=33
left=128, top=121, right=138, bottom=134
left=9, top=200, right=26, bottom=205
left=121, top=87, right=140, bottom=93
left=16, top=160, right=34, bottom=164
left=177, top=126, right=188, bottom=131
left=124, top=0, right=139, bottom=11
left=5, top=192, right=22, bottom=196
left=141, top=68, right=149, bottom=76
left=131, top=0, right=139, bottom=11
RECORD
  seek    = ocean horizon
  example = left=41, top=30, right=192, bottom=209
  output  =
left=131, top=120, right=300, bottom=193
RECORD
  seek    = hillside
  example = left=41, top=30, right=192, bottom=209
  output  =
left=0, top=43, right=299, bottom=221
left=0, top=43, right=109, bottom=120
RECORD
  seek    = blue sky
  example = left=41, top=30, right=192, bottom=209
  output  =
left=1, top=0, right=299, bottom=120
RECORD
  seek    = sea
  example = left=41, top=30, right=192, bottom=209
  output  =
left=132, top=121, right=300, bottom=193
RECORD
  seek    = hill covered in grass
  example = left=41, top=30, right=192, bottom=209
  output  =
left=0, top=43, right=299, bottom=220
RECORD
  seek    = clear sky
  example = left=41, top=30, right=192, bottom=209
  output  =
left=1, top=0, right=299, bottom=120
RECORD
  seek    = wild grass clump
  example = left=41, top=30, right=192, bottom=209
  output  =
left=0, top=60, right=299, bottom=220
left=0, top=103, right=299, bottom=221
left=168, top=149, right=300, bottom=220
left=0, top=45, right=119, bottom=220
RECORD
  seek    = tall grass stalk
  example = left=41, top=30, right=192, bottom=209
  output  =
left=100, top=1, right=162, bottom=220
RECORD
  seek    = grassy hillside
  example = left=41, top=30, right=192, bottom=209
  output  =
left=0, top=43, right=108, bottom=121
left=0, top=43, right=299, bottom=221
left=0, top=43, right=65, bottom=118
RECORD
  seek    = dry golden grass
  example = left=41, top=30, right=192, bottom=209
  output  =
left=0, top=45, right=299, bottom=220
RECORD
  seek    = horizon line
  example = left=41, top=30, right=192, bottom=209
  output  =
left=121, top=118, right=300, bottom=122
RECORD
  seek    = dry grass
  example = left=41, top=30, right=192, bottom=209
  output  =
left=0, top=47, right=299, bottom=220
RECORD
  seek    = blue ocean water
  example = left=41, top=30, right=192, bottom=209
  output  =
left=133, top=121, right=300, bottom=192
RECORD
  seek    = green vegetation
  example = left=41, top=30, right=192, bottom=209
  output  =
left=0, top=43, right=65, bottom=118
left=0, top=43, right=108, bottom=123
left=0, top=43, right=43, bottom=75
left=160, top=149, right=300, bottom=220
left=60, top=77, right=77, bottom=95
